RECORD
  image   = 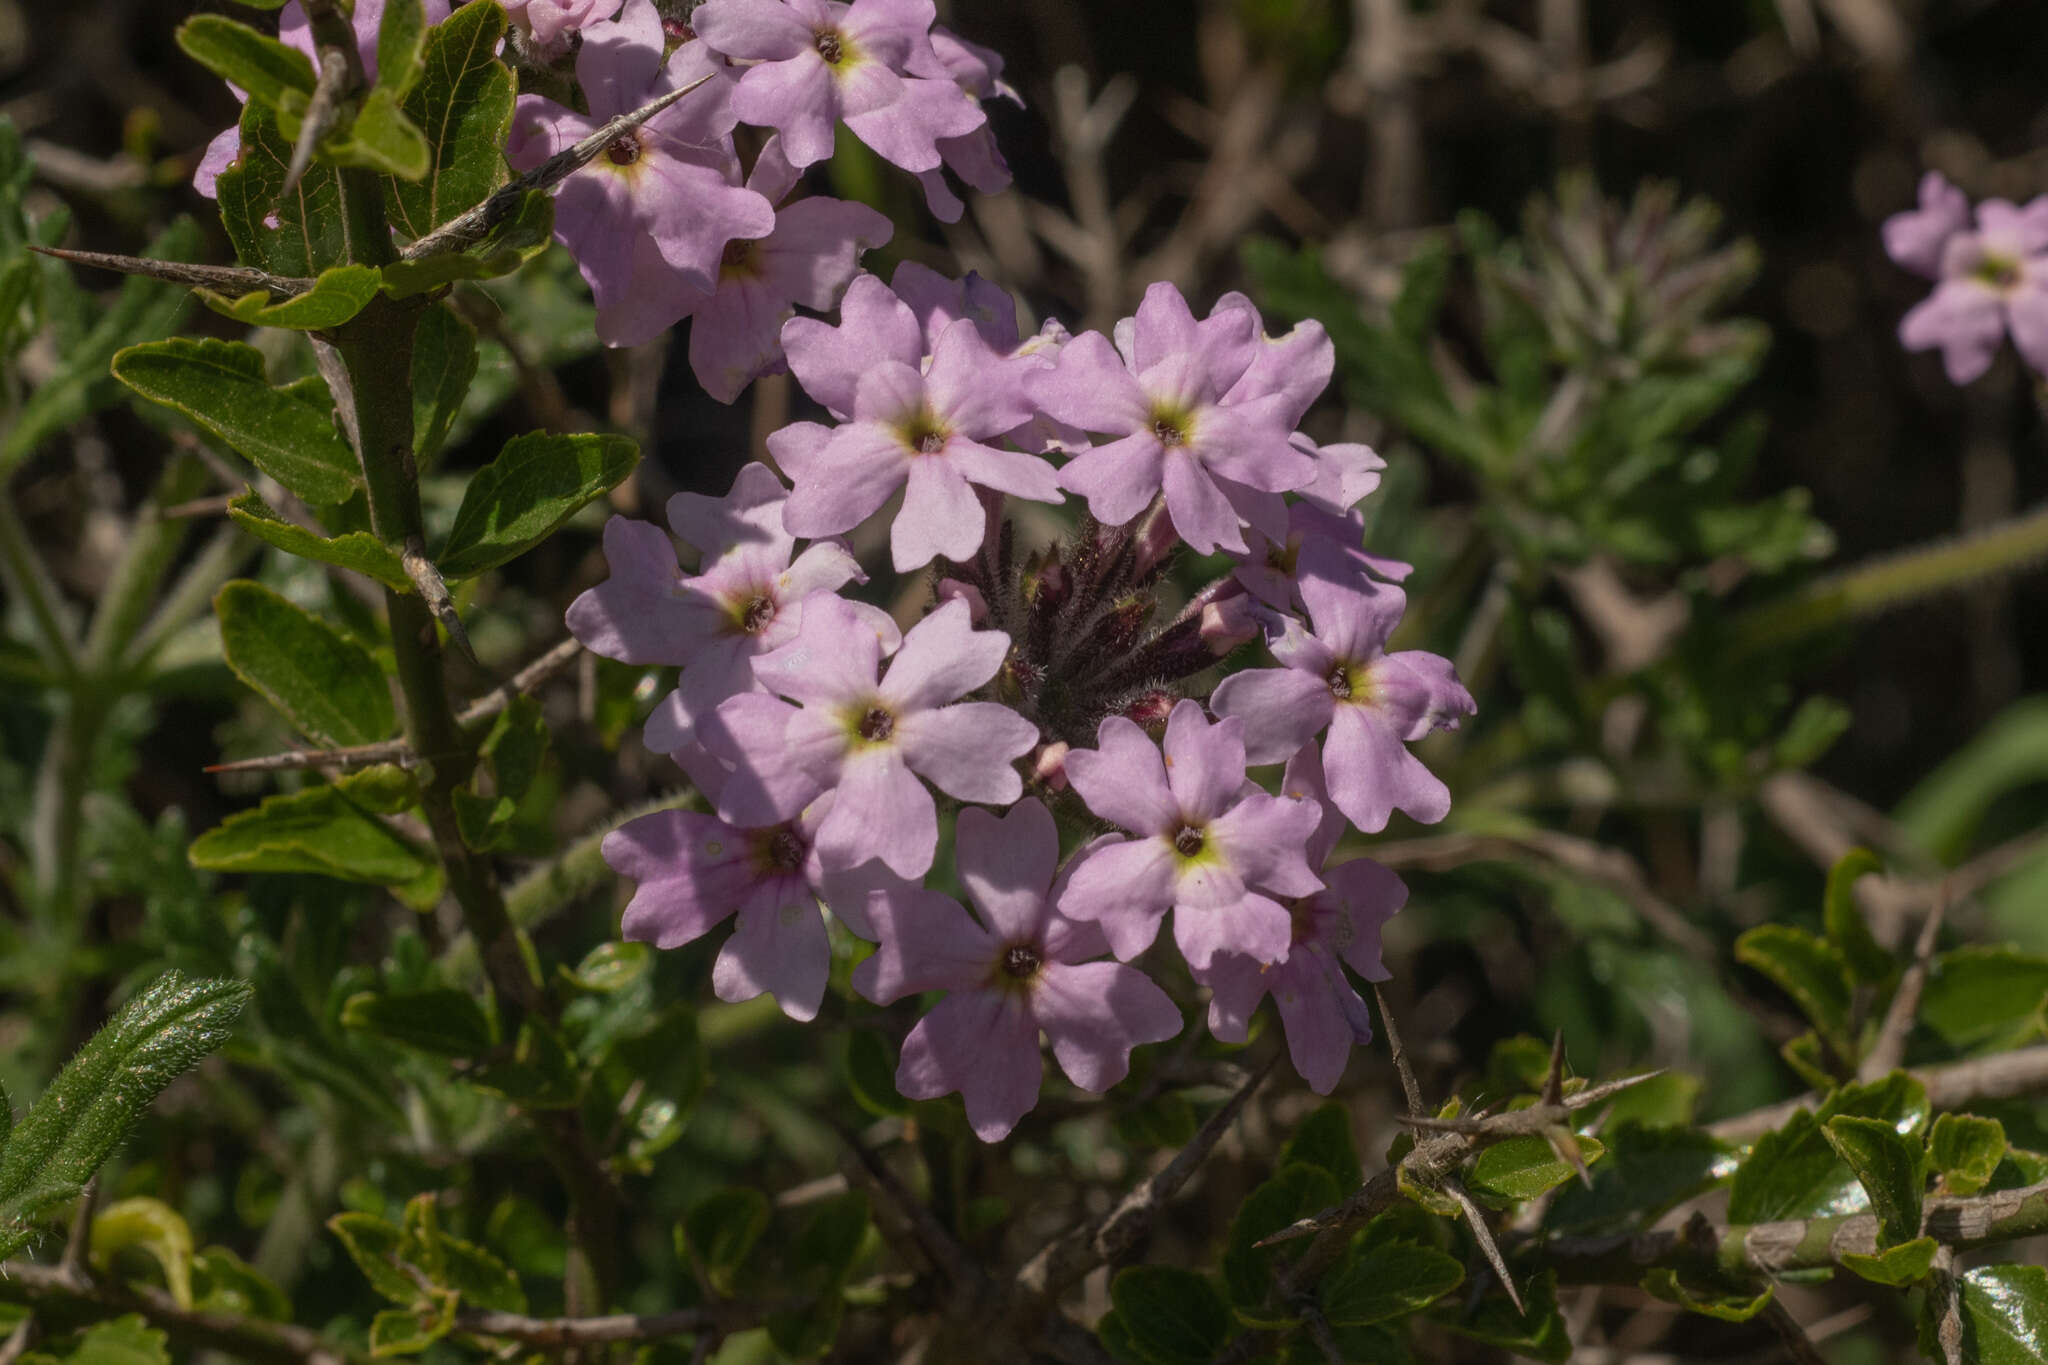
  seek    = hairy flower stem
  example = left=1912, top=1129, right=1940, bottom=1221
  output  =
left=1730, top=499, right=2048, bottom=655
left=323, top=158, right=619, bottom=1321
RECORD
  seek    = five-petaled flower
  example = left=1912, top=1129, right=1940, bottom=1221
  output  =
left=851, top=800, right=1182, bottom=1140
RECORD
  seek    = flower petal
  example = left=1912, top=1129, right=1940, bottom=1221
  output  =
left=1033, top=960, right=1183, bottom=1092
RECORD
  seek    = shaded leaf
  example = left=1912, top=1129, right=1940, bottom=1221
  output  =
left=1641, top=1269, right=1773, bottom=1322
left=1920, top=947, right=2048, bottom=1050
left=175, top=16, right=313, bottom=116
left=197, top=263, right=380, bottom=330
left=1109, top=1267, right=1230, bottom=1365
left=1434, top=1269, right=1571, bottom=1363
left=227, top=494, right=411, bottom=591
left=1726, top=1075, right=1928, bottom=1223
left=112, top=339, right=358, bottom=504
left=216, top=580, right=394, bottom=747
left=326, top=88, right=431, bottom=179
left=844, top=1028, right=908, bottom=1118
left=1840, top=1236, right=1937, bottom=1287
left=1930, top=1114, right=2008, bottom=1197
left=1823, top=847, right=1893, bottom=984
left=1281, top=1102, right=1362, bottom=1191
left=681, top=1188, right=770, bottom=1298
left=438, top=431, right=638, bottom=577
left=410, top=303, right=477, bottom=460
left=215, top=100, right=351, bottom=274
left=1224, top=1163, right=1341, bottom=1324
left=192, top=1247, right=290, bottom=1320
left=1735, top=925, right=1854, bottom=1060
left=341, top=989, right=494, bottom=1057
left=1466, top=1132, right=1607, bottom=1207
left=188, top=770, right=441, bottom=908
left=386, top=1, right=515, bottom=239
left=1823, top=1114, right=1925, bottom=1248
left=1320, top=1241, right=1462, bottom=1326
left=90, top=1197, right=196, bottom=1309
left=1547, top=1124, right=1737, bottom=1235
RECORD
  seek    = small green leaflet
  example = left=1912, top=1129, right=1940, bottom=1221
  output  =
left=438, top=431, right=638, bottom=577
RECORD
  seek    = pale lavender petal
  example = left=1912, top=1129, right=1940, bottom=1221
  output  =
left=1026, top=330, right=1151, bottom=431
left=1372, top=650, right=1477, bottom=741
left=715, top=888, right=830, bottom=1020
left=1210, top=792, right=1323, bottom=898
left=577, top=0, right=664, bottom=121
left=1299, top=557, right=1406, bottom=663
left=668, top=461, right=791, bottom=560
left=691, top=0, right=812, bottom=60
left=896, top=990, right=1042, bottom=1141
left=1032, top=960, right=1182, bottom=1091
left=1062, top=715, right=1176, bottom=835
left=895, top=703, right=1035, bottom=804
left=924, top=320, right=1034, bottom=435
left=1174, top=890, right=1292, bottom=971
left=1900, top=279, right=2006, bottom=385
left=566, top=517, right=689, bottom=664
left=1129, top=280, right=1201, bottom=373
left=193, top=125, right=240, bottom=199
left=945, top=439, right=1065, bottom=504
left=702, top=693, right=831, bottom=824
left=1161, top=448, right=1246, bottom=555
left=688, top=277, right=793, bottom=405
left=782, top=424, right=911, bottom=539
left=607, top=810, right=751, bottom=947
left=1269, top=956, right=1361, bottom=1094
left=1323, top=704, right=1449, bottom=832
left=766, top=420, right=834, bottom=482
left=879, top=598, right=1007, bottom=710
left=733, top=55, right=838, bottom=167
left=1058, top=432, right=1166, bottom=528
left=1210, top=666, right=1333, bottom=768
left=1280, top=742, right=1345, bottom=870
left=1321, top=858, right=1406, bottom=981
left=2008, top=285, right=2048, bottom=376
left=782, top=274, right=923, bottom=417
left=1054, top=837, right=1176, bottom=959
left=850, top=885, right=995, bottom=1002
left=1197, top=953, right=1268, bottom=1043
left=842, top=74, right=983, bottom=174
left=1160, top=701, right=1245, bottom=820
left=1883, top=171, right=1971, bottom=278
left=890, top=456, right=986, bottom=570
left=751, top=592, right=885, bottom=705
left=760, top=195, right=893, bottom=310
left=954, top=799, right=1057, bottom=943
left=816, top=747, right=938, bottom=877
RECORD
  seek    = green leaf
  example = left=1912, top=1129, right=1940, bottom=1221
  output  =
left=0, top=974, right=249, bottom=1259
left=227, top=493, right=411, bottom=591
left=175, top=15, right=314, bottom=115
left=1641, top=1269, right=1773, bottom=1322
left=1930, top=1114, right=2008, bottom=1197
left=1466, top=1132, right=1607, bottom=1207
left=1960, top=1264, right=2048, bottom=1364
left=1113, top=1091, right=1197, bottom=1149
left=1726, top=1075, right=1929, bottom=1224
left=844, top=1028, right=908, bottom=1118
left=1823, top=848, right=1894, bottom=984
left=378, top=189, right=555, bottom=298
left=1223, top=1163, right=1341, bottom=1324
left=197, top=264, right=381, bottom=330
left=368, top=1299, right=455, bottom=1357
left=1840, top=1236, right=1937, bottom=1287
left=59, top=1316, right=172, bottom=1365
left=566, top=940, right=651, bottom=994
left=1920, top=947, right=2048, bottom=1050
left=766, top=1192, right=871, bottom=1358
left=374, top=0, right=427, bottom=98
left=680, top=1188, right=770, bottom=1298
left=1735, top=925, right=1854, bottom=1060
left=1823, top=1114, right=1925, bottom=1248
left=192, top=1247, right=290, bottom=1320
left=1546, top=1124, right=1737, bottom=1235
left=438, top=431, right=639, bottom=577
left=410, top=303, right=478, bottom=460
left=341, top=989, right=495, bottom=1057
left=90, top=1197, right=196, bottom=1309
left=216, top=580, right=394, bottom=747
left=454, top=694, right=550, bottom=850
left=386, top=0, right=515, bottom=239
left=326, top=88, right=431, bottom=179
left=188, top=771, right=441, bottom=907
left=1320, top=1241, right=1462, bottom=1326
left=1435, top=1269, right=1571, bottom=1363
left=427, top=1230, right=525, bottom=1314
left=327, top=1219, right=419, bottom=1301
left=1280, top=1102, right=1362, bottom=1191
left=1108, top=1267, right=1230, bottom=1365
left=112, top=339, right=358, bottom=505
left=0, top=217, right=200, bottom=478
left=1897, top=695, right=2048, bottom=861
left=216, top=100, right=351, bottom=274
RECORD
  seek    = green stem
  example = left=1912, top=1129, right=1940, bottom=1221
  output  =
left=0, top=497, right=79, bottom=681
left=1730, top=500, right=2048, bottom=655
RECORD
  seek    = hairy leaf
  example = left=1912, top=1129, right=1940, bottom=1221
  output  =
left=1320, top=1241, right=1463, bottom=1326
left=410, top=303, right=478, bottom=460
left=1823, top=1114, right=1925, bottom=1248
left=216, top=580, right=394, bottom=746
left=438, top=431, right=638, bottom=578
left=227, top=494, right=411, bottom=591
left=386, top=0, right=515, bottom=239
left=197, top=264, right=380, bottom=330
left=112, top=339, right=358, bottom=504
left=188, top=770, right=441, bottom=908
left=175, top=16, right=314, bottom=116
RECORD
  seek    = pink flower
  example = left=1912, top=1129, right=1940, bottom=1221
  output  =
left=1210, top=543, right=1474, bottom=832
left=703, top=596, right=1040, bottom=877
left=851, top=800, right=1182, bottom=1140
left=686, top=137, right=894, bottom=403
left=1027, top=283, right=1316, bottom=555
left=772, top=275, right=1063, bottom=572
left=503, top=0, right=622, bottom=50
left=507, top=0, right=770, bottom=346
left=193, top=0, right=452, bottom=197
left=1882, top=172, right=1972, bottom=280
left=1895, top=191, right=2048, bottom=383
left=1195, top=747, right=1404, bottom=1094
left=1056, top=699, right=1323, bottom=969
left=903, top=26, right=1018, bottom=222
left=606, top=798, right=887, bottom=1020
left=690, top=0, right=985, bottom=174
left=564, top=463, right=876, bottom=757
left=1232, top=440, right=1411, bottom=610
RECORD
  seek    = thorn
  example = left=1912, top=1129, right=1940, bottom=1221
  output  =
left=402, top=536, right=475, bottom=664
left=1542, top=1030, right=1567, bottom=1108
left=283, top=50, right=350, bottom=199
left=1445, top=1179, right=1523, bottom=1315
left=1545, top=1124, right=1595, bottom=1189
left=1561, top=1068, right=1667, bottom=1112
left=1373, top=983, right=1427, bottom=1117
left=30, top=245, right=314, bottom=297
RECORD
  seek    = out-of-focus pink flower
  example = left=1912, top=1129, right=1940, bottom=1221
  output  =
left=1894, top=190, right=2048, bottom=384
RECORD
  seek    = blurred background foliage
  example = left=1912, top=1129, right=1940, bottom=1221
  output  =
left=4, top=0, right=2048, bottom=1362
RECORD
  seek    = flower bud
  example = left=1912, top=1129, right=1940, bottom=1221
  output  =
left=1120, top=689, right=1176, bottom=731
left=1130, top=503, right=1178, bottom=578
left=1200, top=592, right=1259, bottom=656
left=1031, top=741, right=1070, bottom=792
left=936, top=577, right=989, bottom=624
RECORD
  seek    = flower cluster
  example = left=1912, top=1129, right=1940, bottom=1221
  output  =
left=1884, top=171, right=2048, bottom=384
left=572, top=261, right=1475, bottom=1136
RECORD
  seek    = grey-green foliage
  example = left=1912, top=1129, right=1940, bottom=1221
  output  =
left=0, top=973, right=250, bottom=1259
